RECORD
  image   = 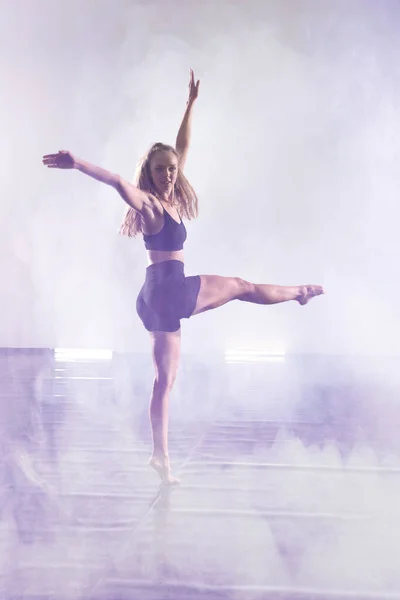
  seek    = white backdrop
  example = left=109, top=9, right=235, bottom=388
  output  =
left=1, top=0, right=400, bottom=355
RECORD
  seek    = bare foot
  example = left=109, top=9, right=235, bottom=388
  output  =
left=297, top=285, right=325, bottom=305
left=148, top=456, right=180, bottom=486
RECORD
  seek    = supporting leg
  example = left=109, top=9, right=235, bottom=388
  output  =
left=148, top=329, right=181, bottom=485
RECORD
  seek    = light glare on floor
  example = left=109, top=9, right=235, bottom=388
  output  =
left=225, top=346, right=286, bottom=363
left=54, top=348, right=113, bottom=361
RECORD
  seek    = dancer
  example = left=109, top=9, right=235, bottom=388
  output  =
left=43, top=70, right=324, bottom=484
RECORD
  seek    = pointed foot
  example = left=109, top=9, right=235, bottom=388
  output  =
left=148, top=456, right=180, bottom=486
left=297, top=285, right=325, bottom=305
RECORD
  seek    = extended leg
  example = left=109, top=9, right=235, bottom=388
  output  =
left=193, top=275, right=324, bottom=315
left=148, top=329, right=181, bottom=485
left=240, top=282, right=322, bottom=305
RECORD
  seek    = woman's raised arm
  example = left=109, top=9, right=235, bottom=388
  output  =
left=175, top=69, right=200, bottom=171
left=42, top=150, right=151, bottom=214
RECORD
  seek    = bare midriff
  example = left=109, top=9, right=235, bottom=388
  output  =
left=147, top=249, right=184, bottom=266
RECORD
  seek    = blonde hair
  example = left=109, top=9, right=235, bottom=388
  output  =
left=119, top=142, right=198, bottom=237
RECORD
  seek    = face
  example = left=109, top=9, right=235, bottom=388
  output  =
left=149, top=150, right=178, bottom=198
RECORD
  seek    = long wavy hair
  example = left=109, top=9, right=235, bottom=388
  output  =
left=119, top=142, right=198, bottom=237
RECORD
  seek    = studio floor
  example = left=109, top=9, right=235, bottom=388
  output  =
left=1, top=350, right=400, bottom=600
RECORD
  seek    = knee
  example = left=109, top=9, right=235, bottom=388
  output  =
left=234, top=277, right=254, bottom=299
left=154, top=370, right=177, bottom=392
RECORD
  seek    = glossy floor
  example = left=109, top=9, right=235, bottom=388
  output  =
left=1, top=350, right=400, bottom=600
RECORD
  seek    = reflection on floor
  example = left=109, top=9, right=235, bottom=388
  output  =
left=1, top=349, right=400, bottom=599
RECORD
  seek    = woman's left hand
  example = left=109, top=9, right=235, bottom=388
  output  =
left=187, top=68, right=200, bottom=105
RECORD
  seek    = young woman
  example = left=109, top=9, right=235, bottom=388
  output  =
left=43, top=70, right=324, bottom=485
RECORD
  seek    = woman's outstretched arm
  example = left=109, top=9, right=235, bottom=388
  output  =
left=175, top=69, right=200, bottom=171
left=42, top=150, right=151, bottom=213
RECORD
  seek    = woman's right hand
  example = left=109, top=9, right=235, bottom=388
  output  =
left=42, top=150, right=77, bottom=169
